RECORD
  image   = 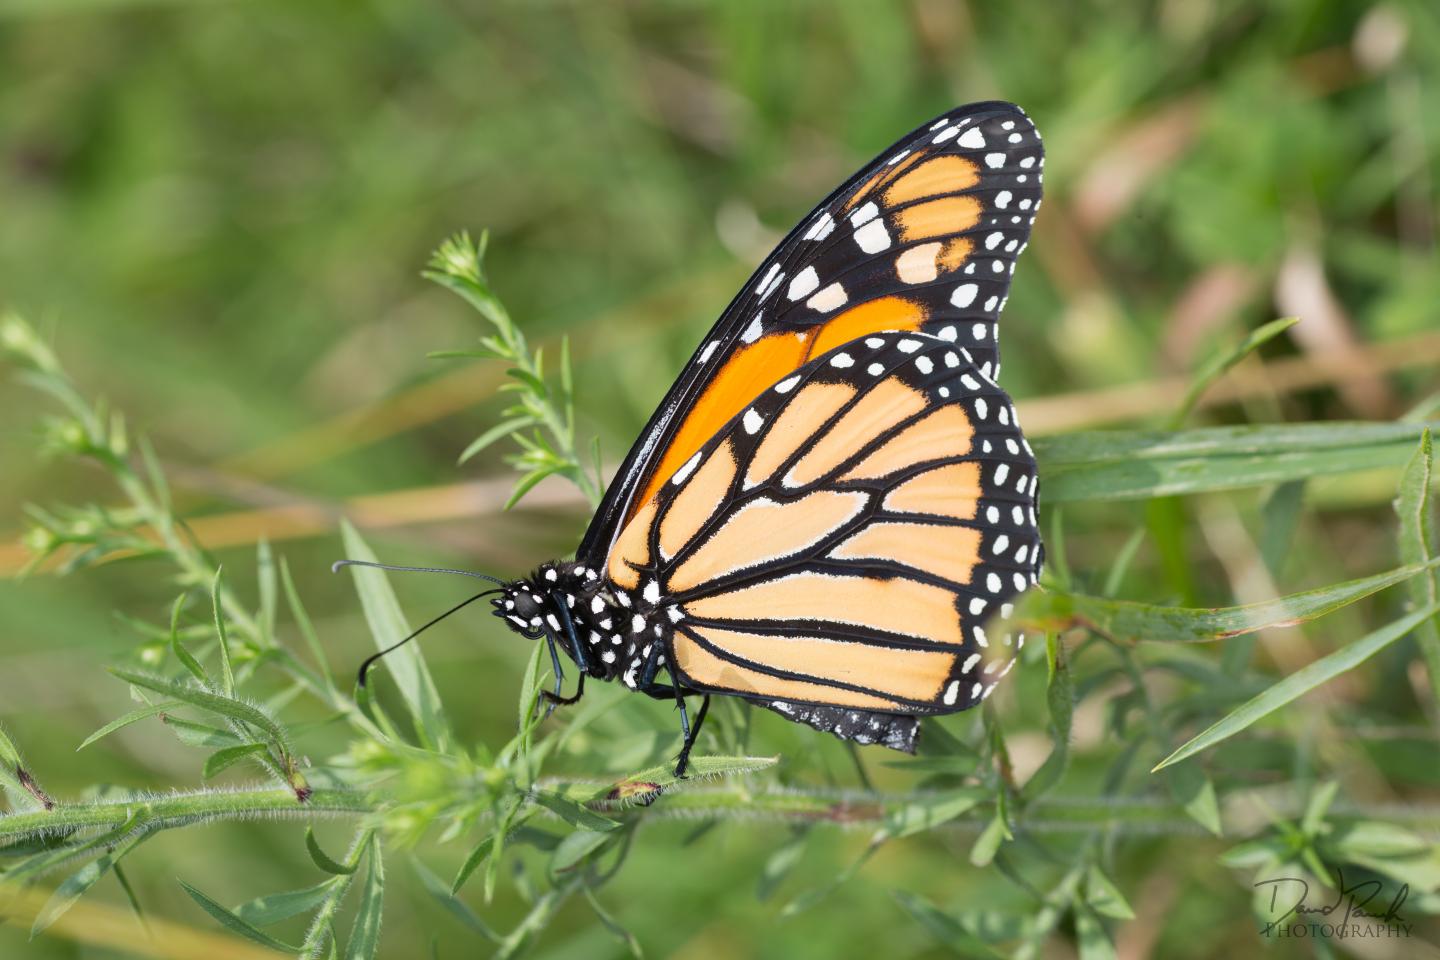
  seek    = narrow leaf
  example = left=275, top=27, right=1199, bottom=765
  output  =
left=211, top=567, right=236, bottom=697
left=530, top=790, right=621, bottom=832
left=340, top=522, right=451, bottom=752
left=344, top=836, right=384, bottom=960
left=169, top=592, right=208, bottom=683
left=995, top=558, right=1440, bottom=645
left=457, top=419, right=528, bottom=465
left=77, top=701, right=180, bottom=751
left=891, top=891, right=1008, bottom=960
left=307, top=827, right=358, bottom=875
left=179, top=879, right=299, bottom=952
left=203, top=742, right=270, bottom=780
left=1154, top=601, right=1440, bottom=769
left=1394, top=429, right=1440, bottom=707
left=1084, top=865, right=1135, bottom=920
left=1037, top=422, right=1428, bottom=503
left=235, top=879, right=343, bottom=927
left=413, top=860, right=497, bottom=941
left=109, top=668, right=289, bottom=752
left=1171, top=317, right=1299, bottom=427
left=30, top=828, right=149, bottom=938
left=281, top=556, right=335, bottom=692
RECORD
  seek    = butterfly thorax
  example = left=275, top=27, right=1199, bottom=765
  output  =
left=490, top=561, right=678, bottom=688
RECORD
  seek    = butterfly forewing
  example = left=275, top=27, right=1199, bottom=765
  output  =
left=579, top=102, right=1044, bottom=564
left=606, top=331, right=1041, bottom=717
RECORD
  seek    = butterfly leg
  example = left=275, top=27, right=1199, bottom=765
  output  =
left=673, top=694, right=711, bottom=779
left=538, top=633, right=585, bottom=719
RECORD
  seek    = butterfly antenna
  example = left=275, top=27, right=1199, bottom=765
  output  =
left=332, top=558, right=507, bottom=586
left=355, top=588, right=502, bottom=687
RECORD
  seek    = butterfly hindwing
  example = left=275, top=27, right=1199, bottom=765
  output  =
left=605, top=331, right=1041, bottom=719
left=579, top=102, right=1044, bottom=565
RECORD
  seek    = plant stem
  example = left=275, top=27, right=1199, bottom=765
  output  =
left=0, top=788, right=371, bottom=843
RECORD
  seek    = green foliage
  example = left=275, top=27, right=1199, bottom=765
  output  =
left=4, top=4, right=1440, bottom=954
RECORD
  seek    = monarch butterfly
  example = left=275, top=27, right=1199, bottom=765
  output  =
left=352, top=101, right=1044, bottom=777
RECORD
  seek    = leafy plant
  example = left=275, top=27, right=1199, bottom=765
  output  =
left=3, top=228, right=1439, bottom=957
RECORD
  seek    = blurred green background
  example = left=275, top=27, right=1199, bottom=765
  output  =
left=3, top=0, right=1439, bottom=957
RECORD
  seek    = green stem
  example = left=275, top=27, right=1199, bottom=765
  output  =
left=0, top=787, right=371, bottom=843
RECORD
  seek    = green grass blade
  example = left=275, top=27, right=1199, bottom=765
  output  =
left=1154, top=601, right=1440, bottom=770
left=1394, top=429, right=1440, bottom=708
left=339, top=521, right=451, bottom=752
left=1170, top=317, right=1299, bottom=427
left=1036, top=422, right=1429, bottom=503
left=281, top=555, right=336, bottom=694
left=997, top=558, right=1440, bottom=644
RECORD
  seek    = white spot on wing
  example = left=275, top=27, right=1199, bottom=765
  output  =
left=957, top=126, right=986, bottom=149
left=787, top=266, right=819, bottom=301
left=853, top=218, right=891, bottom=253
left=950, top=283, right=978, bottom=308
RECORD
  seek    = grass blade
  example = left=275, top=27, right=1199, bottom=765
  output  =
left=339, top=521, right=451, bottom=752
left=1036, top=422, right=1429, bottom=503
left=1170, top=317, right=1299, bottom=427
left=1394, top=429, right=1440, bottom=708
left=996, top=558, right=1440, bottom=644
left=1154, top=601, right=1440, bottom=770
left=211, top=567, right=236, bottom=697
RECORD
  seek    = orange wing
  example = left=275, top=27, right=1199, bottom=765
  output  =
left=577, top=103, right=1044, bottom=565
left=606, top=331, right=1041, bottom=717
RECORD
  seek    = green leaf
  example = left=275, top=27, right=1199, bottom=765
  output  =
left=1163, top=761, right=1222, bottom=836
left=203, top=742, right=270, bottom=780
left=550, top=829, right=613, bottom=874
left=1084, top=865, right=1136, bottom=920
left=257, top=539, right=277, bottom=645
left=235, top=879, right=344, bottom=927
left=32, top=829, right=150, bottom=938
left=1300, top=780, right=1339, bottom=836
left=756, top=829, right=809, bottom=902
left=968, top=809, right=1009, bottom=867
left=179, top=879, right=299, bottom=952
left=503, top=467, right=555, bottom=511
left=344, top=835, right=384, bottom=960
left=1036, top=422, right=1429, bottom=503
left=339, top=521, right=451, bottom=753
left=307, top=827, right=358, bottom=875
left=582, top=887, right=642, bottom=959
left=530, top=790, right=621, bottom=832
left=891, top=891, right=1008, bottom=960
left=995, top=558, right=1440, bottom=645
left=878, top=788, right=987, bottom=842
left=76, top=701, right=179, bottom=751
left=211, top=567, right=236, bottom=697
left=1154, top=600, right=1440, bottom=770
left=457, top=419, right=529, bottom=465
left=1023, top=634, right=1073, bottom=801
left=413, top=859, right=497, bottom=941
left=168, top=592, right=208, bottom=684
left=162, top=715, right=247, bottom=749
left=109, top=668, right=289, bottom=753
left=1170, top=317, right=1299, bottom=427
left=281, top=556, right=335, bottom=693
left=1073, top=903, right=1117, bottom=960
left=1321, top=820, right=1432, bottom=859
left=1394, top=429, right=1440, bottom=706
